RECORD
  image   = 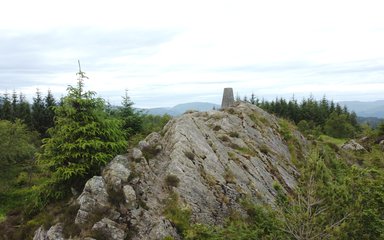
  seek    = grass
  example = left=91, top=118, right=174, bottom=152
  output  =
left=319, top=134, right=347, bottom=147
left=163, top=191, right=191, bottom=236
left=278, top=119, right=294, bottom=141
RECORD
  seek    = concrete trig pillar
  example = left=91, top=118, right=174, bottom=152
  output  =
left=221, top=88, right=234, bottom=109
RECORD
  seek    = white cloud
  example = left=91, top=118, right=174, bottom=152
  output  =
left=0, top=0, right=384, bottom=107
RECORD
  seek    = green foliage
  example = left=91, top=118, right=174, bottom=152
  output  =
left=377, top=121, right=384, bottom=136
left=278, top=119, right=294, bottom=141
left=164, top=192, right=192, bottom=235
left=324, top=112, right=356, bottom=138
left=0, top=120, right=36, bottom=165
left=117, top=90, right=143, bottom=139
left=127, top=114, right=171, bottom=147
left=37, top=75, right=127, bottom=202
left=252, top=95, right=360, bottom=138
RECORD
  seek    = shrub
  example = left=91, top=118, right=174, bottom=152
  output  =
left=259, top=144, right=270, bottom=155
left=229, top=131, right=240, bottom=138
left=219, top=135, right=230, bottom=142
left=165, top=174, right=180, bottom=188
left=213, top=125, right=221, bottom=131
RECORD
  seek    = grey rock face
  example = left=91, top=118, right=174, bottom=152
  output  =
left=33, top=224, right=64, bottom=240
left=75, top=176, right=110, bottom=225
left=46, top=223, right=65, bottom=240
left=103, top=155, right=131, bottom=191
left=33, top=226, right=47, bottom=240
left=123, top=185, right=137, bottom=209
left=132, top=148, right=143, bottom=160
left=341, top=139, right=366, bottom=151
left=92, top=218, right=126, bottom=240
left=35, top=102, right=306, bottom=240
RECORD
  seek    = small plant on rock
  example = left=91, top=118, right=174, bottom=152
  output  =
left=165, top=174, right=180, bottom=188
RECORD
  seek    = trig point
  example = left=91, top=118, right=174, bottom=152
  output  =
left=221, top=88, right=234, bottom=109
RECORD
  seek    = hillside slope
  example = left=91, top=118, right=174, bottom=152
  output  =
left=34, top=102, right=307, bottom=240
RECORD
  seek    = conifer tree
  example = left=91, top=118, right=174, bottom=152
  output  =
left=31, top=89, right=46, bottom=135
left=1, top=92, right=12, bottom=121
left=17, top=93, right=32, bottom=127
left=118, top=89, right=143, bottom=138
left=37, top=66, right=127, bottom=196
left=42, top=90, right=56, bottom=136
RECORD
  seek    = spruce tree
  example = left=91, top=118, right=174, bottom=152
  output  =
left=1, top=92, right=12, bottom=121
left=118, top=89, right=143, bottom=138
left=17, top=93, right=32, bottom=127
left=37, top=68, right=127, bottom=196
left=42, top=90, right=56, bottom=136
left=31, top=89, right=46, bottom=135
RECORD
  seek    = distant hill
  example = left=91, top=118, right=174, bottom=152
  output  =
left=339, top=100, right=384, bottom=118
left=141, top=102, right=220, bottom=116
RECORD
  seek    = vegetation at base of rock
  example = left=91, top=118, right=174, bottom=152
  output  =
left=164, top=192, right=192, bottom=236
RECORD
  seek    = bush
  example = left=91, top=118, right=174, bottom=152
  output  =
left=165, top=174, right=180, bottom=188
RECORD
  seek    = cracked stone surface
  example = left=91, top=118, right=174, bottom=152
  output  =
left=34, top=102, right=306, bottom=240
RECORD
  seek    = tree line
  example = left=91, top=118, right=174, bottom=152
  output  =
left=244, top=94, right=359, bottom=138
left=0, top=90, right=56, bottom=138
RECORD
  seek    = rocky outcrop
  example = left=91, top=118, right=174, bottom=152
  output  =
left=33, top=102, right=306, bottom=239
left=341, top=139, right=366, bottom=151
left=33, top=223, right=64, bottom=240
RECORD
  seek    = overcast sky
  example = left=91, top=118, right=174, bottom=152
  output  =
left=1, top=0, right=384, bottom=108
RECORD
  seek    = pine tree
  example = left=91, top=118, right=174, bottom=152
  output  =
left=42, top=90, right=56, bottom=136
left=1, top=92, right=12, bottom=121
left=119, top=89, right=143, bottom=138
left=31, top=89, right=46, bottom=135
left=17, top=93, right=32, bottom=127
left=37, top=67, right=127, bottom=197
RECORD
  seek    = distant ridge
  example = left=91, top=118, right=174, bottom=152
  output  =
left=141, top=102, right=220, bottom=116
left=339, top=100, right=384, bottom=118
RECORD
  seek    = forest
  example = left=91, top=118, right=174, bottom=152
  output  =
left=0, top=73, right=170, bottom=238
left=0, top=74, right=383, bottom=239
